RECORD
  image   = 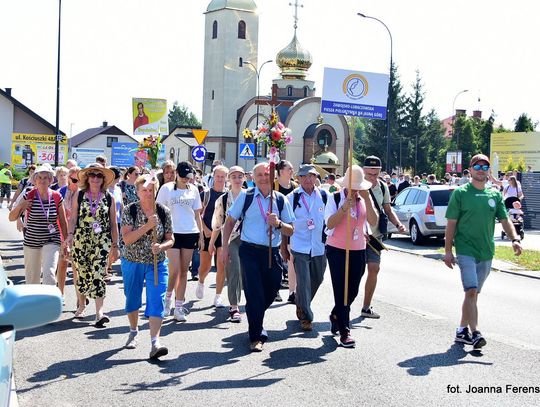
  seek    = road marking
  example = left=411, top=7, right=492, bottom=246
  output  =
left=391, top=304, right=447, bottom=320
left=485, top=332, right=540, bottom=351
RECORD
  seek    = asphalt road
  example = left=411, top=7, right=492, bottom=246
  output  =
left=1, top=211, right=540, bottom=407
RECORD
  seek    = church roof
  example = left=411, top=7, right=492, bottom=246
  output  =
left=206, top=0, right=257, bottom=12
left=276, top=33, right=313, bottom=80
left=314, top=150, right=339, bottom=165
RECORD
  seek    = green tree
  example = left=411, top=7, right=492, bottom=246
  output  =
left=402, top=70, right=426, bottom=174
left=168, top=101, right=201, bottom=130
left=421, top=109, right=445, bottom=175
left=514, top=113, right=537, bottom=132
left=476, top=111, right=495, bottom=155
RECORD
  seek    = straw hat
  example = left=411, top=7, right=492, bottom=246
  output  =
left=29, top=164, right=55, bottom=184
left=337, top=165, right=372, bottom=191
left=78, top=163, right=115, bottom=188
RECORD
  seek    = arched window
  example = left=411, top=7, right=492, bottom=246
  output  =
left=169, top=148, right=175, bottom=160
left=212, top=20, right=218, bottom=39
left=238, top=20, right=246, bottom=39
left=212, top=90, right=215, bottom=100
left=287, top=86, right=293, bottom=96
left=239, top=57, right=243, bottom=67
left=303, top=86, right=309, bottom=97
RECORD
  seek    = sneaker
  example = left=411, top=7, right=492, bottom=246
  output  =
left=164, top=294, right=174, bottom=316
left=95, top=315, right=110, bottom=328
left=361, top=306, right=380, bottom=319
left=214, top=294, right=224, bottom=308
left=340, top=332, right=356, bottom=348
left=229, top=308, right=242, bottom=323
left=195, top=282, right=205, bottom=299
left=287, top=292, right=296, bottom=304
left=149, top=344, right=168, bottom=359
left=174, top=306, right=188, bottom=322
left=472, top=330, right=487, bottom=349
left=274, top=292, right=283, bottom=302
left=329, top=314, right=339, bottom=336
left=300, top=320, right=313, bottom=331
left=455, top=327, right=473, bottom=345
left=124, top=332, right=139, bottom=349
left=250, top=341, right=263, bottom=352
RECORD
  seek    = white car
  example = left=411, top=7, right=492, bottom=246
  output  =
left=0, top=259, right=62, bottom=407
left=387, top=185, right=455, bottom=245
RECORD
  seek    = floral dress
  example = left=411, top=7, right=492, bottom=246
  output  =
left=73, top=191, right=112, bottom=299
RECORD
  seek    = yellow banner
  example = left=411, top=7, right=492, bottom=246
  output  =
left=490, top=132, right=540, bottom=171
left=132, top=98, right=168, bottom=136
left=11, top=133, right=68, bottom=170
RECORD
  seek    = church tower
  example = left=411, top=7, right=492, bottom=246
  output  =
left=202, top=0, right=258, bottom=166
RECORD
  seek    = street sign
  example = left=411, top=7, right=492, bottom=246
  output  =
left=192, top=145, right=207, bottom=162
left=192, top=129, right=209, bottom=145
left=239, top=143, right=255, bottom=159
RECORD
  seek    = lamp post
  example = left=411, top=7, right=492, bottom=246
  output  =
left=452, top=89, right=468, bottom=149
left=243, top=59, right=273, bottom=164
left=358, top=12, right=393, bottom=173
left=54, top=0, right=62, bottom=167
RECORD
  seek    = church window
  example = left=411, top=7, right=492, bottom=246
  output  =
left=304, top=86, right=309, bottom=97
left=238, top=20, right=246, bottom=39
left=212, top=21, right=218, bottom=39
left=239, top=57, right=243, bottom=67
left=317, top=129, right=333, bottom=148
left=287, top=86, right=293, bottom=96
left=169, top=148, right=175, bottom=160
left=212, top=90, right=215, bottom=100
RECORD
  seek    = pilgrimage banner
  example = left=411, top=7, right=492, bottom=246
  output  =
left=71, top=147, right=105, bottom=168
left=132, top=98, right=168, bottom=136
left=490, top=132, right=540, bottom=171
left=11, top=133, right=68, bottom=170
left=321, top=67, right=389, bottom=119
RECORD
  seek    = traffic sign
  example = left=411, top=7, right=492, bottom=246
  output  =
left=192, top=145, right=207, bottom=162
left=239, top=143, right=255, bottom=159
left=192, top=129, right=209, bottom=145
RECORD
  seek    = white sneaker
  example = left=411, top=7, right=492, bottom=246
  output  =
left=174, top=305, right=188, bottom=322
left=195, top=282, right=205, bottom=299
left=214, top=294, right=224, bottom=308
left=164, top=294, right=174, bottom=316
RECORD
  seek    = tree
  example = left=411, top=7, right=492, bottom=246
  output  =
left=514, top=113, right=536, bottom=132
left=168, top=101, right=201, bottom=130
left=421, top=109, right=445, bottom=175
left=402, top=70, right=426, bottom=174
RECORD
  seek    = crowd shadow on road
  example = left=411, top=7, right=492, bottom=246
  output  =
left=398, top=343, right=493, bottom=376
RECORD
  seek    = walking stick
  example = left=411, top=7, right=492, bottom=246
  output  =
left=152, top=189, right=158, bottom=286
left=268, top=161, right=275, bottom=268
left=344, top=127, right=354, bottom=306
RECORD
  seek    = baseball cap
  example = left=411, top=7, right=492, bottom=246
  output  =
left=228, top=165, right=245, bottom=176
left=470, top=153, right=490, bottom=167
left=364, top=155, right=382, bottom=168
left=176, top=161, right=194, bottom=179
left=297, top=164, right=318, bottom=176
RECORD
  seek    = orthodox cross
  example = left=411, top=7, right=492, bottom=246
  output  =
left=289, top=0, right=303, bottom=33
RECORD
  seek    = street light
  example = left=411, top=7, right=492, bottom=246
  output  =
left=358, top=12, right=393, bottom=173
left=54, top=0, right=62, bottom=167
left=243, top=59, right=273, bottom=164
left=452, top=89, right=469, bottom=149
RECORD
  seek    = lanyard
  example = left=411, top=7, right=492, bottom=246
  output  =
left=36, top=189, right=52, bottom=223
left=300, top=191, right=315, bottom=215
left=256, top=194, right=272, bottom=223
left=88, top=190, right=102, bottom=218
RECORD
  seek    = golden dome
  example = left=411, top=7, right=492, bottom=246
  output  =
left=276, top=34, right=313, bottom=80
left=314, top=150, right=339, bottom=166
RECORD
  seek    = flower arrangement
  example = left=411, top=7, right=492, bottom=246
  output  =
left=134, top=135, right=162, bottom=169
left=243, top=111, right=292, bottom=163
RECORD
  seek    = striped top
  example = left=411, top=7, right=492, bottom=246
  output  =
left=23, top=189, right=63, bottom=248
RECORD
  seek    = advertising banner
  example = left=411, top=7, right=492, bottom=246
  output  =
left=321, top=68, right=389, bottom=119
left=11, top=133, right=68, bottom=170
left=490, top=132, right=540, bottom=172
left=111, top=142, right=138, bottom=167
left=71, top=148, right=105, bottom=168
left=446, top=151, right=462, bottom=173
left=132, top=98, right=168, bottom=136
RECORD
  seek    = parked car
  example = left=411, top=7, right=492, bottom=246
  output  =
left=0, top=258, right=62, bottom=407
left=387, top=185, right=455, bottom=245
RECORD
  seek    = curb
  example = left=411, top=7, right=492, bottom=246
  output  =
left=387, top=246, right=540, bottom=280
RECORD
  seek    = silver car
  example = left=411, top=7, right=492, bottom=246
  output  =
left=387, top=185, right=455, bottom=245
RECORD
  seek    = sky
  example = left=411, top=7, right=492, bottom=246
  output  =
left=1, top=0, right=539, bottom=138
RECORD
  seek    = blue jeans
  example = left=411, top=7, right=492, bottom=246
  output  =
left=191, top=248, right=200, bottom=278
left=239, top=242, right=282, bottom=342
left=457, top=255, right=492, bottom=293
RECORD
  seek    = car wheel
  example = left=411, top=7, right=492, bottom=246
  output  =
left=410, top=220, right=425, bottom=245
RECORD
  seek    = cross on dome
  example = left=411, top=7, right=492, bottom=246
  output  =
left=289, top=0, right=303, bottom=34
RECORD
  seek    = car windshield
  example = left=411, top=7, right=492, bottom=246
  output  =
left=430, top=190, right=453, bottom=206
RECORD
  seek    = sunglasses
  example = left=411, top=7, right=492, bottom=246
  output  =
left=70, top=177, right=78, bottom=183
left=472, top=164, right=490, bottom=171
left=88, top=172, right=104, bottom=179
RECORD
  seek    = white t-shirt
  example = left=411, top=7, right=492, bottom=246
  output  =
left=156, top=182, right=202, bottom=234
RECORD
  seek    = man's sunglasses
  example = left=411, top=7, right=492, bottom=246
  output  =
left=88, top=172, right=104, bottom=179
left=472, top=164, right=490, bottom=171
left=70, top=177, right=78, bottom=183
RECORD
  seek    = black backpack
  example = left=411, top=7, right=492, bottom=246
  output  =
left=292, top=188, right=328, bottom=243
left=76, top=190, right=113, bottom=228
left=238, top=187, right=285, bottom=230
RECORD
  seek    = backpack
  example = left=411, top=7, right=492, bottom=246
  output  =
left=76, top=189, right=113, bottom=228
left=292, top=188, right=328, bottom=243
left=129, top=202, right=167, bottom=242
left=238, top=187, right=285, bottom=231
left=25, top=188, right=62, bottom=218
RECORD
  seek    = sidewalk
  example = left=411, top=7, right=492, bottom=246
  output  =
left=385, top=224, right=540, bottom=279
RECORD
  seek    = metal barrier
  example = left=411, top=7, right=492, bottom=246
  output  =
left=521, top=172, right=540, bottom=230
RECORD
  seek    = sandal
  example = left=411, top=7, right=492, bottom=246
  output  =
left=95, top=315, right=110, bottom=328
left=74, top=307, right=86, bottom=319
left=229, top=308, right=242, bottom=323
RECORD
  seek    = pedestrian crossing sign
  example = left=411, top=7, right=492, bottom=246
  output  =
left=239, top=143, right=255, bottom=159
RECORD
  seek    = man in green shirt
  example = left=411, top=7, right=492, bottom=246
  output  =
left=444, top=154, right=522, bottom=350
left=0, top=162, right=14, bottom=208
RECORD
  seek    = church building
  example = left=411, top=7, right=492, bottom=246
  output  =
left=202, top=0, right=349, bottom=174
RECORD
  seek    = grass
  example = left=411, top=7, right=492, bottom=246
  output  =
left=436, top=246, right=540, bottom=271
